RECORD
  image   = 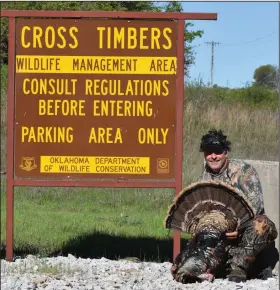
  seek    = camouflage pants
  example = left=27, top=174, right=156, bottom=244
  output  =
left=226, top=215, right=278, bottom=276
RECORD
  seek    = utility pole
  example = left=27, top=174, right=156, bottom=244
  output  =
left=205, top=41, right=220, bottom=86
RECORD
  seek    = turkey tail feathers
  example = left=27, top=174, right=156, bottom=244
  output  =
left=164, top=180, right=256, bottom=234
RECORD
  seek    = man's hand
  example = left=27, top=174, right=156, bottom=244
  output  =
left=226, top=231, right=238, bottom=239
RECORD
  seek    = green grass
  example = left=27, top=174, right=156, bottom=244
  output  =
left=1, top=179, right=179, bottom=260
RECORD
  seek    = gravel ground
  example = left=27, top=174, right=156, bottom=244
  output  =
left=1, top=255, right=279, bottom=290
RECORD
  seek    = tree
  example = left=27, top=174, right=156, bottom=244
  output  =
left=253, top=65, right=278, bottom=90
left=1, top=1, right=203, bottom=73
left=163, top=2, right=203, bottom=75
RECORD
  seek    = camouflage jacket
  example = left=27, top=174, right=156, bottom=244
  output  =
left=198, top=159, right=265, bottom=215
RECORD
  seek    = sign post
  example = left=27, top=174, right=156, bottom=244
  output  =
left=1, top=10, right=217, bottom=262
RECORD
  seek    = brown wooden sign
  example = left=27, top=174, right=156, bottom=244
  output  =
left=2, top=10, right=217, bottom=262
left=15, top=19, right=177, bottom=180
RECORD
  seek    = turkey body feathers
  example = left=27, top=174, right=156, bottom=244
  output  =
left=165, top=181, right=256, bottom=235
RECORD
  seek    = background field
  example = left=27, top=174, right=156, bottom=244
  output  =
left=0, top=63, right=278, bottom=261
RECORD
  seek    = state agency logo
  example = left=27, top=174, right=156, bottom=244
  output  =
left=19, top=157, right=37, bottom=171
left=157, top=158, right=169, bottom=173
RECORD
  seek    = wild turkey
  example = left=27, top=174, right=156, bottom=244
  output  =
left=164, top=180, right=256, bottom=283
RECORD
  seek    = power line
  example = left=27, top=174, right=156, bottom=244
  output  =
left=219, top=31, right=276, bottom=46
left=192, top=31, right=276, bottom=48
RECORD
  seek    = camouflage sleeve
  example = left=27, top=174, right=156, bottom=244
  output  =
left=197, top=169, right=212, bottom=182
left=197, top=175, right=203, bottom=182
left=239, top=165, right=265, bottom=215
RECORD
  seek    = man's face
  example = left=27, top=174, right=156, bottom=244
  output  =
left=204, top=147, right=228, bottom=173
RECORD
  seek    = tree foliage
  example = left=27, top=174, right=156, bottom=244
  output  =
left=253, top=64, right=278, bottom=90
left=163, top=2, right=203, bottom=74
left=1, top=1, right=203, bottom=74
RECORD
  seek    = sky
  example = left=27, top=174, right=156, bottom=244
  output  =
left=177, top=1, right=279, bottom=88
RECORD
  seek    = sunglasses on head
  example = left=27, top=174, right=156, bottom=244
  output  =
left=204, top=146, right=225, bottom=155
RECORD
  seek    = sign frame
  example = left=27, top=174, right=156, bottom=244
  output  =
left=1, top=10, right=217, bottom=262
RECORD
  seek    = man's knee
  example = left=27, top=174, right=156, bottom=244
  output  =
left=251, top=215, right=278, bottom=241
left=229, top=215, right=278, bottom=268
